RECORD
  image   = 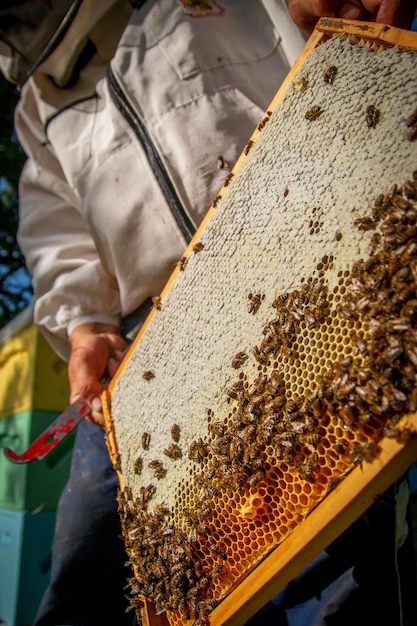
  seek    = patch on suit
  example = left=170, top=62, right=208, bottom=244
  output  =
left=177, top=0, right=225, bottom=17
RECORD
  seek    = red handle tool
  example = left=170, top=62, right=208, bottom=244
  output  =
left=2, top=398, right=92, bottom=463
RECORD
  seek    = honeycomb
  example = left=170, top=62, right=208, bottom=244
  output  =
left=106, top=30, right=417, bottom=626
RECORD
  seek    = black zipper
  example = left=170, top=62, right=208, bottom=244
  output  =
left=44, top=93, right=98, bottom=138
left=107, top=66, right=196, bottom=244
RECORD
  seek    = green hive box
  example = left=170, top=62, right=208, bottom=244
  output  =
left=0, top=306, right=74, bottom=511
left=0, top=409, right=74, bottom=511
left=0, top=508, right=56, bottom=626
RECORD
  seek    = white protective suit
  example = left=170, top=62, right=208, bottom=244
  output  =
left=13, top=0, right=306, bottom=359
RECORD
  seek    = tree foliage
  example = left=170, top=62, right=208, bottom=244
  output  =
left=0, top=75, right=32, bottom=329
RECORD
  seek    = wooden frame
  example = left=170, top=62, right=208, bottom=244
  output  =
left=104, top=19, right=417, bottom=626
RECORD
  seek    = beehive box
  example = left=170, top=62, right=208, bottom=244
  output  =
left=0, top=508, right=56, bottom=626
left=104, top=20, right=417, bottom=626
left=0, top=306, right=70, bottom=419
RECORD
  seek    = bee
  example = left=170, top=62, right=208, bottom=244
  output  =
left=268, top=369, right=285, bottom=390
left=297, top=452, right=318, bottom=483
left=324, top=65, right=338, bottom=84
left=406, top=124, right=417, bottom=142
left=257, top=110, right=272, bottom=130
left=328, top=477, right=342, bottom=490
left=208, top=420, right=227, bottom=436
left=112, top=453, right=121, bottom=472
left=203, top=597, right=218, bottom=611
left=186, top=586, right=199, bottom=601
left=151, top=296, right=162, bottom=310
left=366, top=105, right=380, bottom=128
left=390, top=194, right=410, bottom=212
left=189, top=596, right=199, bottom=620
left=339, top=405, right=357, bottom=427
left=231, top=351, right=248, bottom=369
left=139, top=484, right=156, bottom=505
left=142, top=432, right=151, bottom=450
left=211, top=564, right=224, bottom=581
left=193, top=560, right=204, bottom=580
left=133, top=456, right=143, bottom=475
left=183, top=508, right=201, bottom=535
left=209, top=543, right=227, bottom=560
left=197, top=574, right=210, bottom=589
left=148, top=459, right=167, bottom=479
left=393, top=425, right=417, bottom=443
left=248, top=374, right=267, bottom=395
left=244, top=139, right=254, bottom=155
left=403, top=178, right=417, bottom=200
left=175, top=597, right=189, bottom=619
left=211, top=193, right=222, bottom=208
left=227, top=380, right=246, bottom=400
left=368, top=232, right=381, bottom=255
left=349, top=442, right=380, bottom=467
left=252, top=345, right=270, bottom=365
left=152, top=558, right=168, bottom=578
left=198, top=506, right=213, bottom=519
left=300, top=432, right=321, bottom=446
left=170, top=570, right=184, bottom=587
left=248, top=467, right=266, bottom=487
left=171, top=423, right=181, bottom=442
left=405, top=107, right=417, bottom=127
left=153, top=504, right=171, bottom=519
left=247, top=292, right=264, bottom=314
left=229, top=437, right=245, bottom=461
left=305, top=105, right=322, bottom=121
left=163, top=443, right=183, bottom=460
left=285, top=396, right=302, bottom=415
left=210, top=434, right=232, bottom=456
left=239, top=423, right=257, bottom=444
left=177, top=256, right=188, bottom=271
left=188, top=438, right=209, bottom=463
left=198, top=484, right=218, bottom=503
left=217, top=154, right=226, bottom=169
left=182, top=566, right=196, bottom=586
left=354, top=215, right=376, bottom=231
left=192, top=242, right=205, bottom=253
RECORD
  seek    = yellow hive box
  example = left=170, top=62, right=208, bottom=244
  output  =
left=104, top=20, right=417, bottom=626
left=0, top=306, right=70, bottom=419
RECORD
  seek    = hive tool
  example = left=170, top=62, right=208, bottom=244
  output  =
left=2, top=398, right=92, bottom=463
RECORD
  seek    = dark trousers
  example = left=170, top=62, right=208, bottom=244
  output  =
left=34, top=420, right=136, bottom=626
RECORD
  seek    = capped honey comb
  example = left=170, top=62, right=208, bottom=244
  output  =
left=106, top=27, right=417, bottom=626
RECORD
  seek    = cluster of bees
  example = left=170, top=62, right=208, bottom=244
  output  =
left=119, top=420, right=221, bottom=624
left=117, top=170, right=417, bottom=626
left=125, top=167, right=417, bottom=623
left=118, top=487, right=217, bottom=625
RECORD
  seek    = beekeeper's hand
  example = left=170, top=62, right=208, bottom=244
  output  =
left=287, top=0, right=417, bottom=34
left=68, top=322, right=128, bottom=427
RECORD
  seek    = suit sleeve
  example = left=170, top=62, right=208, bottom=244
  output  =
left=16, top=90, right=121, bottom=361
